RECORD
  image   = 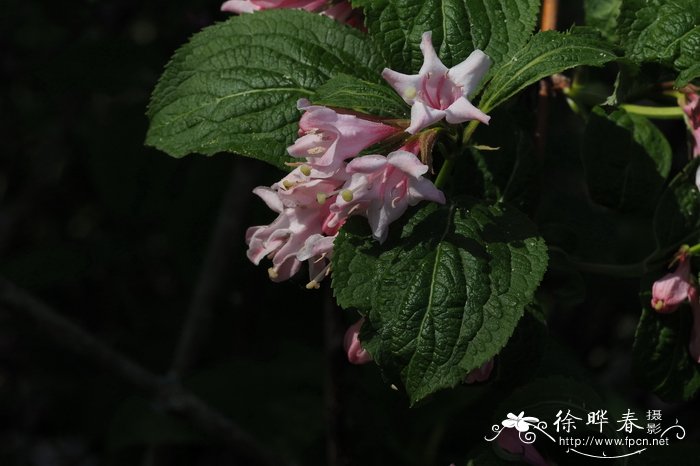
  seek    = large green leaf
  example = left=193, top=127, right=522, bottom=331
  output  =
left=633, top=289, right=700, bottom=401
left=480, top=30, right=617, bottom=112
left=653, top=159, right=700, bottom=251
left=618, top=0, right=700, bottom=86
left=355, top=0, right=540, bottom=72
left=311, top=74, right=408, bottom=117
left=332, top=199, right=548, bottom=404
left=146, top=10, right=383, bottom=169
left=582, top=107, right=671, bottom=214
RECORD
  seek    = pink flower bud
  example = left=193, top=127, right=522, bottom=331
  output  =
left=464, top=359, right=494, bottom=384
left=651, top=258, right=693, bottom=313
left=682, top=92, right=700, bottom=157
left=344, top=318, right=372, bottom=365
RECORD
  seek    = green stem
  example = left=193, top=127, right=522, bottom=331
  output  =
left=434, top=120, right=481, bottom=189
left=688, top=244, right=700, bottom=256
left=620, top=104, right=684, bottom=120
left=461, top=120, right=481, bottom=145
left=434, top=159, right=454, bottom=189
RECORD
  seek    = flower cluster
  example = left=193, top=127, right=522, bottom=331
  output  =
left=246, top=99, right=445, bottom=289
left=650, top=247, right=700, bottom=362
left=245, top=30, right=492, bottom=364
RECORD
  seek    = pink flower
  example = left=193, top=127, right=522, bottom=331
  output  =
left=246, top=174, right=340, bottom=282
left=682, top=93, right=700, bottom=157
left=497, top=428, right=549, bottom=466
left=288, top=100, right=399, bottom=172
left=344, top=318, right=372, bottom=365
left=297, top=233, right=336, bottom=289
left=221, top=0, right=327, bottom=14
left=464, top=359, right=494, bottom=384
left=220, top=1, right=363, bottom=26
left=329, top=150, right=445, bottom=242
left=382, top=31, right=491, bottom=134
left=651, top=257, right=693, bottom=313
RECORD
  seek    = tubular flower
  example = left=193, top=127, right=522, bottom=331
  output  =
left=221, top=0, right=327, bottom=14
left=344, top=318, right=372, bottom=365
left=220, top=1, right=363, bottom=26
left=245, top=181, right=337, bottom=283
left=288, top=99, right=400, bottom=172
left=382, top=31, right=491, bottom=134
left=651, top=256, right=693, bottom=313
left=329, top=150, right=446, bottom=243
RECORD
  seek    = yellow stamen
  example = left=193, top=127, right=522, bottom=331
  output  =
left=300, top=165, right=312, bottom=176
left=316, top=193, right=327, bottom=204
left=341, top=189, right=354, bottom=202
left=305, top=280, right=320, bottom=290
left=267, top=267, right=279, bottom=279
left=307, top=146, right=326, bottom=155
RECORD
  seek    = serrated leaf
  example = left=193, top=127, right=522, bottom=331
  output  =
left=332, top=199, right=548, bottom=404
left=653, top=159, right=700, bottom=251
left=618, top=0, right=700, bottom=86
left=146, top=10, right=383, bottom=169
left=584, top=0, right=623, bottom=43
left=633, top=289, right=700, bottom=401
left=582, top=107, right=671, bottom=214
left=311, top=74, right=408, bottom=117
left=480, top=30, right=617, bottom=112
left=357, top=0, right=540, bottom=72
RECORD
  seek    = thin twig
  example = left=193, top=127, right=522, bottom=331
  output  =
left=323, top=286, right=348, bottom=466
left=170, top=159, right=258, bottom=378
left=535, top=0, right=559, bottom=158
left=0, top=277, right=287, bottom=466
left=540, top=0, right=559, bottom=32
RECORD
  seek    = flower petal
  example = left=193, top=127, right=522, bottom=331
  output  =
left=252, top=186, right=284, bottom=213
left=448, top=49, right=491, bottom=97
left=386, top=150, right=429, bottom=178
left=418, top=31, right=448, bottom=76
left=220, top=0, right=260, bottom=13
left=406, top=102, right=446, bottom=134
left=382, top=68, right=422, bottom=105
left=444, top=96, right=490, bottom=125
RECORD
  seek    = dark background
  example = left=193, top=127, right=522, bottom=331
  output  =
left=3, top=1, right=699, bottom=465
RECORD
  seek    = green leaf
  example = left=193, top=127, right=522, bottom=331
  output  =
left=584, top=0, right=623, bottom=43
left=146, top=10, right=383, bottom=169
left=633, top=289, right=700, bottom=401
left=618, top=0, right=700, bottom=86
left=653, top=159, right=700, bottom=251
left=332, top=199, right=548, bottom=404
left=480, top=30, right=617, bottom=112
left=311, top=74, right=408, bottom=117
left=357, top=0, right=540, bottom=72
left=582, top=107, right=671, bottom=214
